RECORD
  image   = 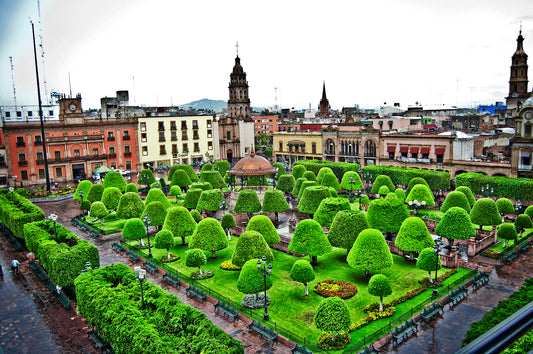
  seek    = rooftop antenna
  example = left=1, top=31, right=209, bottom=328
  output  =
left=235, top=41, right=239, bottom=57
left=37, top=0, right=49, bottom=105
left=132, top=75, right=136, bottom=104
left=9, top=56, right=17, bottom=110
left=68, top=72, right=72, bottom=98
left=274, top=87, right=278, bottom=112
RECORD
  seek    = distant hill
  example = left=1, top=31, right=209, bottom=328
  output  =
left=178, top=98, right=226, bottom=112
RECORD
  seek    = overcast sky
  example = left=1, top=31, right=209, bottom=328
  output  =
left=1, top=0, right=533, bottom=111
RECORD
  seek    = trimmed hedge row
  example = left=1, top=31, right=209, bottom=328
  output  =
left=294, top=160, right=360, bottom=180
left=362, top=166, right=450, bottom=191
left=0, top=190, right=45, bottom=238
left=24, top=220, right=99, bottom=287
left=455, top=173, right=533, bottom=201
left=75, top=264, right=243, bottom=353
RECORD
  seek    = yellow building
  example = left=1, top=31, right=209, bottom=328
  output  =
left=273, top=131, right=323, bottom=167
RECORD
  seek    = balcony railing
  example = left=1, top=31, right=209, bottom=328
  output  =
left=193, top=134, right=200, bottom=140
left=108, top=153, right=117, bottom=159
left=124, top=152, right=132, bottom=158
left=181, top=125, right=188, bottom=130
left=160, top=150, right=167, bottom=155
left=18, top=160, right=28, bottom=167
left=16, top=142, right=26, bottom=147
left=171, top=136, right=177, bottom=141
left=107, top=136, right=115, bottom=141
left=182, top=136, right=188, bottom=141
left=159, top=137, right=166, bottom=142
left=123, top=135, right=131, bottom=141
left=170, top=125, right=177, bottom=131
left=34, top=140, right=43, bottom=146
left=519, top=164, right=533, bottom=171
left=324, top=150, right=335, bottom=155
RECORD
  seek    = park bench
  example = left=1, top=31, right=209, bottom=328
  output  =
left=143, top=261, right=158, bottom=274
left=448, top=286, right=468, bottom=307
left=504, top=250, right=518, bottom=265
left=89, top=229, right=100, bottom=238
left=79, top=224, right=89, bottom=233
left=214, top=300, right=238, bottom=321
left=291, top=344, right=313, bottom=354
left=421, top=302, right=444, bottom=323
left=519, top=242, right=530, bottom=253
left=391, top=319, right=418, bottom=346
left=162, top=272, right=181, bottom=288
left=128, top=252, right=140, bottom=262
left=57, top=292, right=70, bottom=309
left=87, top=329, right=112, bottom=353
left=248, top=320, right=278, bottom=343
left=186, top=285, right=206, bottom=303
left=358, top=344, right=379, bottom=354
left=111, top=242, right=121, bottom=252
left=71, top=218, right=79, bottom=226
left=472, top=272, right=489, bottom=289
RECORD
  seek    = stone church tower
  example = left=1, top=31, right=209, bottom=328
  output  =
left=506, top=29, right=529, bottom=109
left=318, top=81, right=331, bottom=118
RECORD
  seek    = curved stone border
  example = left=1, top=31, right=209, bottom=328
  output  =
left=29, top=192, right=75, bottom=203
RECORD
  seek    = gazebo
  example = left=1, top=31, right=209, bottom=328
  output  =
left=226, top=147, right=278, bottom=188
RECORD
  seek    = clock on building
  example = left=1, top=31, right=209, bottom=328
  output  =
left=69, top=103, right=77, bottom=111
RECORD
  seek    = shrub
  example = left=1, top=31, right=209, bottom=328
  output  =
left=271, top=162, right=286, bottom=178
left=405, top=184, right=435, bottom=206
left=186, top=248, right=207, bottom=275
left=138, top=168, right=156, bottom=187
left=290, top=260, right=315, bottom=296
left=190, top=182, right=213, bottom=191
left=368, top=274, right=392, bottom=312
left=302, top=171, right=317, bottom=182
left=320, top=172, right=341, bottom=191
left=214, top=160, right=231, bottom=177
left=435, top=207, right=476, bottom=246
left=455, top=172, right=533, bottom=201
left=455, top=186, right=476, bottom=208
left=163, top=206, right=196, bottom=246
left=515, top=214, right=532, bottom=237
left=145, top=188, right=171, bottom=210
left=100, top=187, right=122, bottom=211
left=288, top=219, right=332, bottom=265
left=177, top=164, right=199, bottom=182
left=182, top=188, right=203, bottom=209
left=395, top=217, right=434, bottom=253
left=189, top=217, right=228, bottom=258
left=154, top=229, right=175, bottom=259
left=87, top=183, right=105, bottom=203
left=234, top=189, right=262, bottom=219
left=169, top=185, right=182, bottom=198
left=316, top=167, right=334, bottom=184
left=74, top=180, right=93, bottom=201
left=246, top=215, right=280, bottom=245
left=125, top=183, right=138, bottom=193
left=328, top=187, right=338, bottom=198
left=394, top=188, right=406, bottom=201
left=190, top=209, right=202, bottom=223
left=237, top=258, right=273, bottom=296
left=441, top=191, right=471, bottom=213
left=170, top=170, right=192, bottom=190
left=261, top=190, right=289, bottom=222
left=470, top=198, right=502, bottom=230
left=314, top=297, right=351, bottom=335
left=347, top=228, right=393, bottom=276
left=221, top=213, right=236, bottom=235
left=220, top=259, right=241, bottom=271
left=525, top=205, right=533, bottom=219
left=201, top=163, right=213, bottom=172
left=406, top=177, right=430, bottom=196
left=416, top=247, right=441, bottom=283
left=143, top=201, right=167, bottom=229
left=371, top=175, right=395, bottom=195
left=317, top=331, right=351, bottom=351
left=294, top=160, right=359, bottom=180
left=168, top=164, right=180, bottom=181
left=196, top=189, right=224, bottom=212
left=340, top=171, right=364, bottom=191
left=366, top=193, right=409, bottom=236
left=291, top=165, right=306, bottom=179
left=231, top=230, right=274, bottom=267
left=90, top=201, right=108, bottom=221
left=328, top=210, right=369, bottom=252
left=291, top=177, right=307, bottom=197
left=363, top=165, right=450, bottom=190
left=122, top=218, right=146, bottom=245
left=497, top=222, right=518, bottom=247
left=102, top=171, right=127, bottom=193
left=199, top=170, right=225, bottom=189
left=297, top=186, right=331, bottom=215
left=276, top=174, right=296, bottom=194
left=378, top=185, right=390, bottom=196
left=298, top=180, right=319, bottom=200
left=116, top=192, right=145, bottom=219
left=496, top=198, right=515, bottom=216
left=313, top=197, right=352, bottom=227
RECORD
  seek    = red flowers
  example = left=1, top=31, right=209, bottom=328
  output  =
left=314, top=279, right=358, bottom=299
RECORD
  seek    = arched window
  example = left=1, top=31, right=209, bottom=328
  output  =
left=365, top=140, right=375, bottom=157
left=326, top=139, right=335, bottom=154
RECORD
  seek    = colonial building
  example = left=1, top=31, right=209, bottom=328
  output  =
left=272, top=131, right=323, bottom=167
left=251, top=115, right=279, bottom=141
left=506, top=29, right=530, bottom=110
left=511, top=95, right=533, bottom=177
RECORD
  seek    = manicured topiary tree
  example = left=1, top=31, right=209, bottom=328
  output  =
left=302, top=170, right=317, bottom=182
left=416, top=247, right=441, bottom=283
left=440, top=191, right=471, bottom=213
left=237, top=258, right=273, bottom=303
left=470, top=198, right=502, bottom=231
left=314, top=197, right=351, bottom=227
left=525, top=205, right=533, bottom=219
left=320, top=172, right=341, bottom=191
left=297, top=186, right=331, bottom=215
left=328, top=187, right=338, bottom=198
left=186, top=248, right=207, bottom=275
left=371, top=175, right=395, bottom=195
left=122, top=218, right=146, bottom=246
left=138, top=168, right=156, bottom=189
left=366, top=193, right=409, bottom=239
left=145, top=188, right=171, bottom=210
left=316, top=167, right=334, bottom=184
left=177, top=164, right=199, bottom=182
left=163, top=206, right=197, bottom=246
left=182, top=188, right=203, bottom=210
left=271, top=162, right=286, bottom=178
left=214, top=160, right=231, bottom=177
left=395, top=217, right=434, bottom=259
left=103, top=171, right=127, bottom=192
left=190, top=182, right=213, bottom=191
left=101, top=187, right=122, bottom=212
left=496, top=198, right=515, bottom=222
left=394, top=188, right=406, bottom=201
left=201, top=163, right=213, bottom=172
left=435, top=207, right=476, bottom=247
left=515, top=214, right=532, bottom=237
left=189, top=217, right=228, bottom=258
left=125, top=183, right=138, bottom=193
left=298, top=180, right=319, bottom=200
left=79, top=200, right=91, bottom=218
left=405, top=184, right=435, bottom=207
left=368, top=274, right=392, bottom=312
left=171, top=170, right=192, bottom=192
left=87, top=183, right=105, bottom=203
left=497, top=222, right=518, bottom=248
left=154, top=229, right=175, bottom=259
left=456, top=186, right=476, bottom=208
left=406, top=177, right=430, bottom=196
left=234, top=189, right=262, bottom=220
left=199, top=170, right=225, bottom=189
left=328, top=210, right=369, bottom=253
left=261, top=189, right=289, bottom=222
left=90, top=201, right=108, bottom=225
left=231, top=230, right=274, bottom=267
left=340, top=171, right=364, bottom=192
left=314, top=297, right=351, bottom=340
left=291, top=165, right=306, bottom=180
left=190, top=209, right=202, bottom=223
left=221, top=213, right=236, bottom=239
left=288, top=219, right=332, bottom=265
left=290, top=260, right=315, bottom=296
left=168, top=165, right=180, bottom=182
left=196, top=189, right=224, bottom=214
left=116, top=192, right=145, bottom=219
left=150, top=181, right=162, bottom=190
left=292, top=177, right=307, bottom=197
left=143, top=201, right=167, bottom=230
left=347, top=228, right=393, bottom=277
left=74, top=180, right=92, bottom=201
left=246, top=215, right=280, bottom=245
left=276, top=174, right=296, bottom=195
left=169, top=185, right=182, bottom=203
left=378, top=185, right=390, bottom=197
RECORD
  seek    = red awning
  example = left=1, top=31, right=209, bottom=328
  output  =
left=435, top=147, right=445, bottom=155
left=420, top=147, right=430, bottom=154
left=410, top=147, right=419, bottom=154
left=387, top=146, right=396, bottom=152
left=423, top=124, right=437, bottom=129
left=400, top=146, right=408, bottom=153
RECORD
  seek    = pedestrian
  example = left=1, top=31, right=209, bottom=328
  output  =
left=11, top=259, right=20, bottom=275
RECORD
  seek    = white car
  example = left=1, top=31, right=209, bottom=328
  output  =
left=113, top=169, right=130, bottom=176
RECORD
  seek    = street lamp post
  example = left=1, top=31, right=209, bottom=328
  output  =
left=358, top=187, right=362, bottom=207
left=134, top=266, right=146, bottom=308
left=8, top=186, right=14, bottom=201
left=408, top=199, right=426, bottom=216
left=432, top=237, right=444, bottom=297
left=49, top=213, right=58, bottom=240
left=515, top=200, right=523, bottom=217
left=142, top=213, right=152, bottom=258
left=257, top=255, right=272, bottom=321
left=348, top=175, right=355, bottom=203
left=481, top=184, right=494, bottom=199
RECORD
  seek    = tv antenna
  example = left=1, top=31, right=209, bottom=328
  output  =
left=37, top=0, right=49, bottom=104
left=274, top=87, right=278, bottom=112
left=9, top=56, right=17, bottom=110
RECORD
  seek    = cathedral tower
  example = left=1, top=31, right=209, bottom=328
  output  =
left=228, top=56, right=252, bottom=121
left=506, top=29, right=529, bottom=109
left=318, top=81, right=331, bottom=118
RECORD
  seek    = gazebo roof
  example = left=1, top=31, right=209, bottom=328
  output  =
left=227, top=147, right=278, bottom=176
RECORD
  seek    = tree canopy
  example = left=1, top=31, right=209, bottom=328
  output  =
left=246, top=215, right=280, bottom=245
left=116, top=192, right=145, bottom=219
left=347, top=228, right=393, bottom=276
left=327, top=210, right=369, bottom=252
left=163, top=206, right=197, bottom=245
left=366, top=193, right=409, bottom=235
left=313, top=197, right=352, bottom=227
left=370, top=175, right=395, bottom=195
left=368, top=274, right=392, bottom=312
left=297, top=185, right=331, bottom=215
left=470, top=198, right=502, bottom=229
left=395, top=217, right=434, bottom=252
left=231, top=230, right=274, bottom=267
left=314, top=297, right=351, bottom=334
left=189, top=217, right=228, bottom=258
left=440, top=191, right=471, bottom=213
left=435, top=206, right=476, bottom=246
left=290, top=260, right=315, bottom=296
left=288, top=219, right=332, bottom=265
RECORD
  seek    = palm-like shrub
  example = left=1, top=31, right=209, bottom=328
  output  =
left=368, top=274, right=392, bottom=312
left=290, top=260, right=315, bottom=296
left=231, top=230, right=274, bottom=267
left=186, top=248, right=207, bottom=275
left=237, top=259, right=273, bottom=301
left=74, top=180, right=92, bottom=201
left=370, top=175, right=395, bottom=195
left=366, top=193, right=409, bottom=238
left=122, top=218, right=146, bottom=245
left=262, top=190, right=289, bottom=222
left=340, top=171, right=364, bottom=192
left=291, top=165, right=306, bottom=180
left=276, top=174, right=296, bottom=195
left=189, top=217, right=228, bottom=258
left=154, top=229, right=175, bottom=259
left=416, top=247, right=441, bottom=283
left=435, top=207, right=476, bottom=247
left=125, top=183, right=138, bottom=193
left=87, top=183, right=105, bottom=203
left=496, top=198, right=515, bottom=221
left=234, top=189, right=262, bottom=220
left=177, top=164, right=199, bottom=182
left=314, top=297, right=351, bottom=337
left=200, top=170, right=225, bottom=189
left=470, top=198, right=502, bottom=230
left=302, top=171, right=317, bottom=182
left=138, top=168, right=156, bottom=188
left=406, top=177, right=430, bottom=196
left=298, top=181, right=319, bottom=200
left=440, top=191, right=471, bottom=213
left=182, top=188, right=203, bottom=209
left=405, top=184, right=435, bottom=206
left=328, top=210, right=369, bottom=253
left=456, top=186, right=476, bottom=208
left=320, top=172, right=341, bottom=191
left=196, top=189, right=224, bottom=212
left=314, top=197, right=351, bottom=227
left=297, top=186, right=331, bottom=215
left=515, top=214, right=532, bottom=237
left=221, top=213, right=236, bottom=238
left=163, top=206, right=196, bottom=246
left=246, top=215, right=280, bottom=245
left=292, top=177, right=307, bottom=197
left=101, top=187, right=122, bottom=211
left=288, top=219, right=332, bottom=265
left=171, top=170, right=192, bottom=191
left=190, top=182, right=213, bottom=191
left=103, top=171, right=127, bottom=192
left=497, top=222, right=518, bottom=247
left=143, top=201, right=167, bottom=230
left=395, top=217, right=434, bottom=258
left=116, top=192, right=145, bottom=219
left=145, top=188, right=171, bottom=210
left=347, top=228, right=393, bottom=277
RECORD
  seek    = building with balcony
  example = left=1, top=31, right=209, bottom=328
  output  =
left=511, top=95, right=533, bottom=177
left=251, top=115, right=279, bottom=141
left=272, top=131, right=323, bottom=168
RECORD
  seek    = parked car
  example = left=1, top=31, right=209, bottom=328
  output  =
left=113, top=169, right=130, bottom=176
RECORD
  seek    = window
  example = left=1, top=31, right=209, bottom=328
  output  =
left=142, top=146, right=148, bottom=156
left=38, top=169, right=45, bottom=179
left=55, top=167, right=63, bottom=177
left=192, top=120, right=198, bottom=129
left=171, top=131, right=177, bottom=141
left=49, top=110, right=54, bottom=116
left=140, top=122, right=146, bottom=131
left=181, top=121, right=187, bottom=130
left=109, top=146, right=115, bottom=154
left=207, top=129, right=212, bottom=138
left=123, top=130, right=130, bottom=140
left=170, top=121, right=177, bottom=130
left=193, top=131, right=199, bottom=140
left=36, top=152, right=44, bottom=160
left=16, top=136, right=25, bottom=147
left=160, top=145, right=167, bottom=155
left=16, top=111, right=22, bottom=117
left=182, top=131, right=188, bottom=140
left=18, top=153, right=26, bottom=161
left=422, top=152, right=429, bottom=159
left=208, top=141, right=213, bottom=150
left=21, top=171, right=28, bottom=180
left=34, top=135, right=42, bottom=145
left=159, top=132, right=166, bottom=142
left=172, top=144, right=178, bottom=154
left=54, top=151, right=61, bottom=159
left=207, top=120, right=212, bottom=128
left=5, top=112, right=10, bottom=118
left=74, top=149, right=81, bottom=157
left=526, top=124, right=532, bottom=137
left=110, top=162, right=116, bottom=169
left=158, top=121, right=165, bottom=131
left=125, top=161, right=132, bottom=170
left=436, top=154, right=444, bottom=164
left=312, top=143, right=316, bottom=154
left=226, top=131, right=231, bottom=140
left=182, top=144, right=188, bottom=153
left=124, top=145, right=131, bottom=153
left=107, top=131, right=115, bottom=141
left=389, top=152, right=395, bottom=160
left=28, top=111, right=33, bottom=117
left=194, top=143, right=200, bottom=152
left=92, top=148, right=99, bottom=156
left=141, top=133, right=147, bottom=142
left=279, top=142, right=283, bottom=151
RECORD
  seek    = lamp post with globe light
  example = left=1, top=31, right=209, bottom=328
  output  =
left=134, top=266, right=146, bottom=308
left=257, top=255, right=272, bottom=321
left=348, top=174, right=356, bottom=203
left=515, top=200, right=523, bottom=217
left=432, top=237, right=444, bottom=297
left=142, top=213, right=153, bottom=258
left=49, top=213, right=58, bottom=240
left=408, top=199, right=426, bottom=216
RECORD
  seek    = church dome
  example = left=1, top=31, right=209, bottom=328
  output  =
left=227, top=148, right=277, bottom=176
left=522, top=95, right=533, bottom=108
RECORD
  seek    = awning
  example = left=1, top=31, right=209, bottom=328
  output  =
left=363, top=121, right=373, bottom=125
left=435, top=147, right=445, bottom=155
left=521, top=153, right=531, bottom=158
left=387, top=146, right=396, bottom=152
left=423, top=124, right=437, bottom=129
left=420, top=147, right=430, bottom=154
left=410, top=147, right=419, bottom=154
left=400, top=146, right=408, bottom=153
left=287, top=143, right=293, bottom=146
left=299, top=143, right=305, bottom=147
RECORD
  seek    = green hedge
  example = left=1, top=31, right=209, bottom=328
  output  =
left=24, top=220, right=99, bottom=287
left=0, top=190, right=45, bottom=238
left=294, top=160, right=360, bottom=180
left=75, top=264, right=243, bottom=353
left=455, top=173, right=533, bottom=201
left=362, top=166, right=450, bottom=191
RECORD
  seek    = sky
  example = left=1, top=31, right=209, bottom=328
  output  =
left=1, top=0, right=533, bottom=111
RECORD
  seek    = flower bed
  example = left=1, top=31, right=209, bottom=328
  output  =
left=317, top=330, right=351, bottom=350
left=314, top=279, right=358, bottom=299
left=220, top=259, right=241, bottom=271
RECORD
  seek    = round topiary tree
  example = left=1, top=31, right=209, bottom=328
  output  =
left=276, top=174, right=296, bottom=196
left=314, top=297, right=351, bottom=341
left=186, top=248, right=207, bottom=275
left=101, top=187, right=122, bottom=212
left=291, top=165, right=306, bottom=180
left=261, top=190, right=289, bottom=222
left=435, top=206, right=476, bottom=247
left=122, top=218, right=146, bottom=246
left=340, top=171, right=364, bottom=193
left=416, top=247, right=441, bottom=283
left=89, top=201, right=108, bottom=225
left=371, top=175, right=395, bottom=195
left=395, top=217, right=434, bottom=260
left=189, top=217, right=228, bottom=258
left=366, top=193, right=410, bottom=239
left=138, top=168, right=156, bottom=189
left=525, top=205, right=533, bottom=219
left=214, top=160, right=231, bottom=177
left=145, top=188, right=171, bottom=210
left=497, top=222, right=518, bottom=248
left=496, top=198, right=515, bottom=222
left=470, top=198, right=502, bottom=231
left=316, top=167, right=333, bottom=184
left=182, top=188, right=203, bottom=210
left=406, top=177, right=430, bottom=196
left=320, top=172, right=341, bottom=191
left=455, top=186, right=476, bottom=208
left=190, top=182, right=213, bottom=191
left=378, top=185, right=390, bottom=197
left=394, top=188, right=406, bottom=201
left=163, top=206, right=197, bottom=246
left=288, top=219, right=332, bottom=265
left=170, top=170, right=192, bottom=192
left=405, top=184, right=435, bottom=207
left=199, top=170, right=225, bottom=189
left=231, top=230, right=274, bottom=267
left=347, top=228, right=393, bottom=277
left=292, top=177, right=308, bottom=197
left=125, top=183, right=138, bottom=194
left=440, top=191, right=471, bottom=213
left=368, top=274, right=393, bottom=312
left=246, top=215, right=280, bottom=245
left=515, top=214, right=532, bottom=237
left=190, top=209, right=202, bottom=223
left=116, top=192, right=145, bottom=219
left=302, top=170, right=317, bottom=182
left=103, top=171, right=127, bottom=192
left=87, top=183, right=105, bottom=203
left=313, top=197, right=352, bottom=227
left=74, top=180, right=92, bottom=201
left=237, top=258, right=273, bottom=305
left=177, top=164, right=199, bottom=182
left=297, top=186, right=331, bottom=215
left=328, top=210, right=369, bottom=253
left=234, top=189, right=262, bottom=220
left=169, top=185, right=182, bottom=203
left=143, top=201, right=167, bottom=231
left=298, top=180, right=319, bottom=200
left=154, top=229, right=175, bottom=259
left=196, top=189, right=224, bottom=214
left=221, top=213, right=236, bottom=240
left=290, top=260, right=315, bottom=296
left=201, top=163, right=213, bottom=172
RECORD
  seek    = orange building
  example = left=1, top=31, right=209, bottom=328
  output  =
left=252, top=115, right=279, bottom=139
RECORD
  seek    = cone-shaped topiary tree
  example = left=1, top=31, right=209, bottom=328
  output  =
left=163, top=206, right=196, bottom=246
left=116, top=192, right=145, bottom=219
left=143, top=201, right=167, bottom=230
left=221, top=213, right=236, bottom=240
left=214, top=160, right=231, bottom=177
left=328, top=210, right=369, bottom=253
left=145, top=188, right=171, bottom=210
left=406, top=177, right=430, bottom=196
left=416, top=247, right=441, bottom=283
left=496, top=198, right=515, bottom=222
left=196, top=189, right=224, bottom=214
left=154, top=229, right=175, bottom=259
left=347, top=228, right=393, bottom=277
left=378, top=185, right=390, bottom=197
left=168, top=165, right=180, bottom=182
left=246, top=215, right=280, bottom=245
left=314, top=197, right=352, bottom=227
left=189, top=217, right=228, bottom=258
left=171, top=170, right=192, bottom=192
left=440, top=191, right=471, bottom=213
left=74, top=180, right=92, bottom=201
left=291, top=165, right=306, bottom=180
left=122, top=218, right=146, bottom=246
left=288, top=219, right=332, bottom=265
left=368, top=274, right=392, bottom=312
left=405, top=184, right=435, bottom=207
left=455, top=186, right=476, bottom=208
left=292, top=177, right=308, bottom=197
left=87, top=183, right=105, bottom=203
left=261, top=190, right=289, bottom=222
left=314, top=297, right=351, bottom=340
left=395, top=217, right=434, bottom=259
left=169, top=185, right=182, bottom=203
left=525, top=205, right=533, bottom=219
left=290, top=260, right=315, bottom=296
left=138, top=168, right=156, bottom=189
left=89, top=201, right=107, bottom=225
left=125, top=183, right=138, bottom=194
left=435, top=206, right=476, bottom=247
left=199, top=170, right=225, bottom=189
left=237, top=258, right=273, bottom=303
left=231, top=230, right=274, bottom=267
left=234, top=189, right=262, bottom=220
left=182, top=188, right=203, bottom=210
left=371, top=175, right=395, bottom=195
left=297, top=186, right=331, bottom=215
left=186, top=248, right=207, bottom=275
left=366, top=193, right=410, bottom=239
left=190, top=209, right=202, bottom=223
left=177, top=164, right=199, bottom=182
left=515, top=214, right=532, bottom=237
left=470, top=198, right=502, bottom=231
left=298, top=180, right=319, bottom=200
left=103, top=171, right=127, bottom=192
left=271, top=162, right=286, bottom=179
left=190, top=182, right=213, bottom=191
left=340, top=171, right=364, bottom=192
left=201, top=163, right=213, bottom=172
left=497, top=222, right=518, bottom=248
left=302, top=171, right=317, bottom=182
left=394, top=188, right=406, bottom=201
left=276, top=174, right=296, bottom=195
left=320, top=172, right=341, bottom=191
left=101, top=187, right=122, bottom=212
